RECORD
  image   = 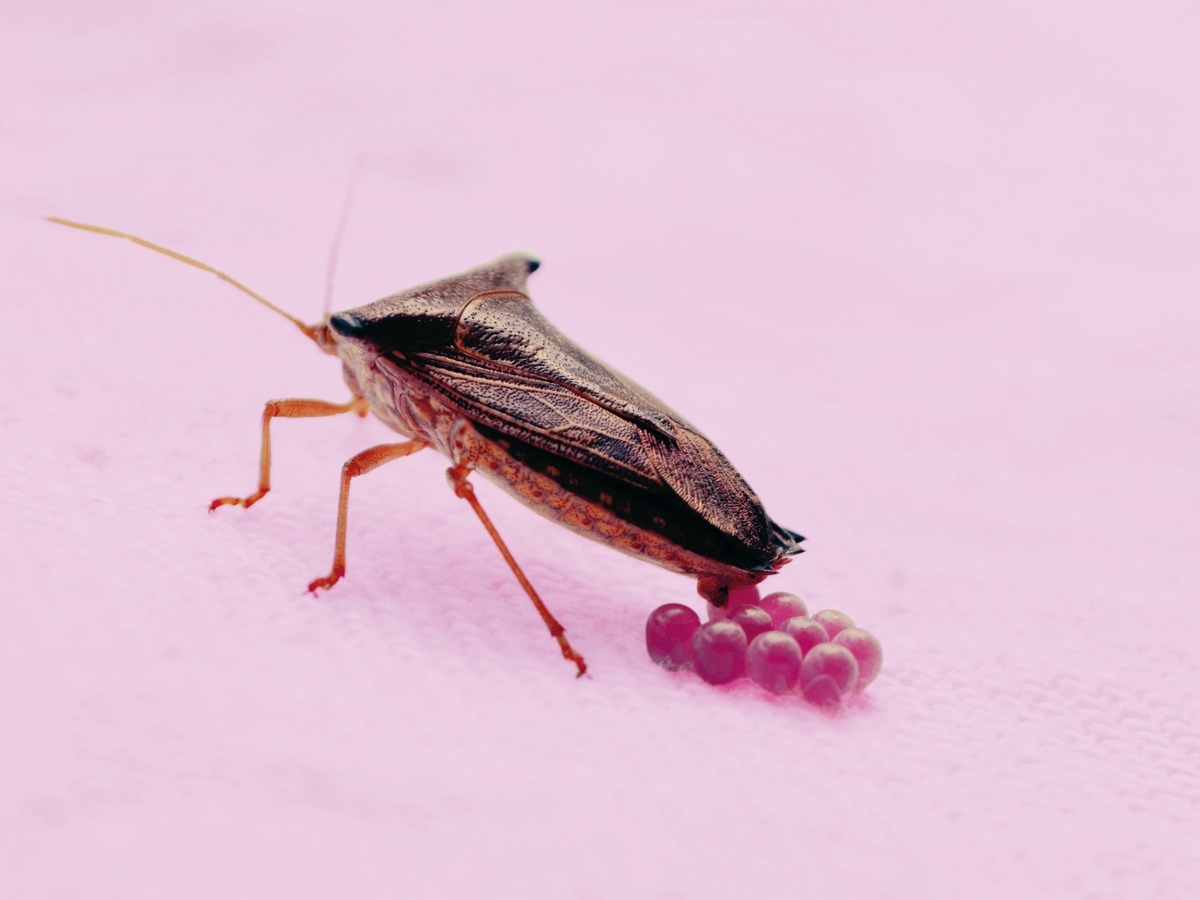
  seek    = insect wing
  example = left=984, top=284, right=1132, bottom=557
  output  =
left=392, top=291, right=778, bottom=553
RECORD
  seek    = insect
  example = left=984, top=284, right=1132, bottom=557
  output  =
left=50, top=217, right=804, bottom=675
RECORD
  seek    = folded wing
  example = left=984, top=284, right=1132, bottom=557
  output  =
left=386, top=291, right=783, bottom=558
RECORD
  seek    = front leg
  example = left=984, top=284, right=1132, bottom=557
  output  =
left=210, top=396, right=368, bottom=510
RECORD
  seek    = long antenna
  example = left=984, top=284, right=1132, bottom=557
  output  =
left=46, top=216, right=318, bottom=343
left=323, top=155, right=366, bottom=316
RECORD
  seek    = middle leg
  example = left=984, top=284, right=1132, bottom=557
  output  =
left=306, top=439, right=429, bottom=593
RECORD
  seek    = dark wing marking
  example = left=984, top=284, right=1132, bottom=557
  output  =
left=379, top=291, right=778, bottom=552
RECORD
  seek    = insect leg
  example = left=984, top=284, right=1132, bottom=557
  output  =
left=446, top=463, right=588, bottom=677
left=306, top=440, right=430, bottom=594
left=210, top=396, right=370, bottom=510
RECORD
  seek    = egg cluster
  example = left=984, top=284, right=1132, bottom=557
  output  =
left=645, top=588, right=882, bottom=707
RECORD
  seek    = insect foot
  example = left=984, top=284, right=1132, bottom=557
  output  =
left=307, top=569, right=345, bottom=594
left=210, top=491, right=266, bottom=511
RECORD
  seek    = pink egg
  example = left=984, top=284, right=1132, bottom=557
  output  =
left=801, top=674, right=844, bottom=708
left=832, top=628, right=883, bottom=690
left=726, top=583, right=761, bottom=609
left=645, top=604, right=701, bottom=671
left=727, top=604, right=773, bottom=643
left=811, top=609, right=855, bottom=640
left=799, top=643, right=859, bottom=701
left=778, top=616, right=830, bottom=655
left=746, top=632, right=802, bottom=694
left=692, top=621, right=748, bottom=685
left=759, top=591, right=808, bottom=626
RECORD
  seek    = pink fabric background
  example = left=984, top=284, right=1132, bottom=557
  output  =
left=3, top=2, right=1197, bottom=897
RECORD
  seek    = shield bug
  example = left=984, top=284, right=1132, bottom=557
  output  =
left=49, top=217, right=805, bottom=675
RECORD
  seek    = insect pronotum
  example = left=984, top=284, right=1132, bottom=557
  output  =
left=50, top=217, right=804, bottom=675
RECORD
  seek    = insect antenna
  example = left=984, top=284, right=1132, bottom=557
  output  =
left=322, top=155, right=365, bottom=317
left=45, top=216, right=321, bottom=345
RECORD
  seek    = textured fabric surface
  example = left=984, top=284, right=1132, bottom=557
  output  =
left=3, top=3, right=1198, bottom=898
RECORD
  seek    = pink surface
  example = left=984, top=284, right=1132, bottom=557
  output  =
left=3, top=3, right=1199, bottom=897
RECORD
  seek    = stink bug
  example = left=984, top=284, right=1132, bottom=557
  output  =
left=50, top=217, right=804, bottom=675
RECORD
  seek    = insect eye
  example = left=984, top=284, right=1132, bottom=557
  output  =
left=329, top=313, right=366, bottom=338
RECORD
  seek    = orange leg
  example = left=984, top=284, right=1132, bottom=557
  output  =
left=447, top=463, right=587, bottom=676
left=210, top=396, right=369, bottom=510
left=306, top=440, right=429, bottom=593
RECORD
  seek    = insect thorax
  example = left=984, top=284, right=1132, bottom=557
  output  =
left=339, top=352, right=458, bottom=453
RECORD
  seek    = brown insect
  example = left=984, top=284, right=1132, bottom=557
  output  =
left=50, top=217, right=804, bottom=675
